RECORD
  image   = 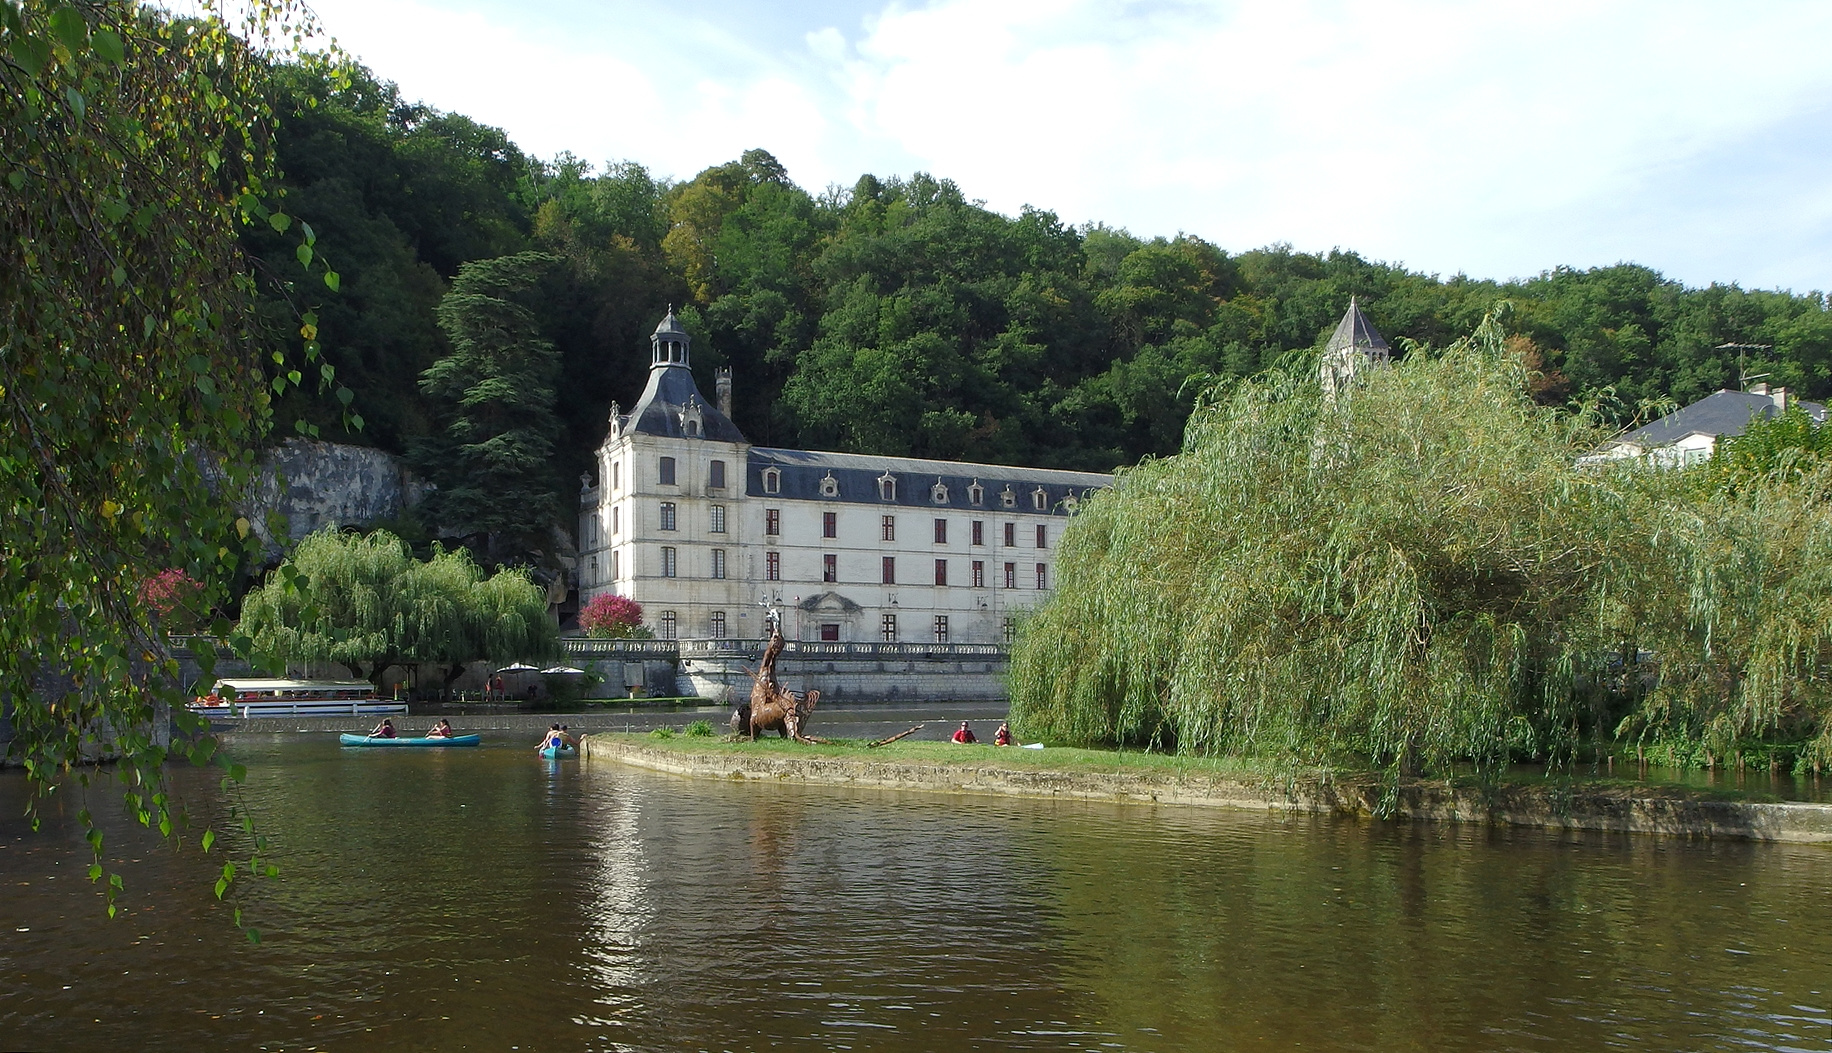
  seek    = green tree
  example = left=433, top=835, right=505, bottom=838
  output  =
left=415, top=251, right=562, bottom=562
left=1, top=0, right=336, bottom=920
left=237, top=529, right=557, bottom=689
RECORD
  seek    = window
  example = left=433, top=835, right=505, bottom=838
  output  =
left=709, top=459, right=726, bottom=488
left=659, top=456, right=676, bottom=485
left=882, top=556, right=896, bottom=585
left=611, top=506, right=620, bottom=536
left=934, top=559, right=948, bottom=586
left=611, top=461, right=620, bottom=492
left=659, top=501, right=677, bottom=531
left=933, top=615, right=949, bottom=644
left=820, top=473, right=840, bottom=498
left=661, top=547, right=677, bottom=578
left=589, top=556, right=598, bottom=583
left=881, top=515, right=896, bottom=541
left=820, top=623, right=841, bottom=642
left=611, top=551, right=619, bottom=579
left=685, top=420, right=699, bottom=437
left=1004, top=562, right=1016, bottom=589
left=660, top=611, right=677, bottom=640
left=933, top=518, right=948, bottom=544
left=823, top=554, right=838, bottom=583
left=710, top=611, right=727, bottom=639
left=971, top=520, right=983, bottom=546
left=882, top=613, right=898, bottom=642
left=763, top=467, right=781, bottom=494
left=823, top=511, right=837, bottom=538
left=1036, top=524, right=1047, bottom=548
left=710, top=505, right=726, bottom=533
left=931, top=480, right=949, bottom=504
left=1004, top=522, right=1016, bottom=546
left=972, top=560, right=985, bottom=588
left=1003, top=617, right=1016, bottom=644
left=766, top=508, right=781, bottom=536
left=712, top=549, right=727, bottom=579
left=766, top=551, right=781, bottom=581
left=969, top=480, right=984, bottom=506
left=1001, top=487, right=1017, bottom=509
left=1033, top=487, right=1049, bottom=511
left=1036, top=563, right=1048, bottom=589
left=878, top=472, right=897, bottom=501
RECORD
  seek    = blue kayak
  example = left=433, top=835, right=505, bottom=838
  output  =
left=539, top=744, right=576, bottom=759
left=340, top=733, right=481, bottom=747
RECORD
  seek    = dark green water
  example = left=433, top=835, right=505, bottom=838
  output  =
left=3, top=734, right=1831, bottom=1052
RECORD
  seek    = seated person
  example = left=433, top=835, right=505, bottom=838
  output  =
left=994, top=722, right=1013, bottom=747
left=951, top=721, right=978, bottom=744
left=427, top=719, right=454, bottom=739
left=369, top=718, right=397, bottom=739
left=537, top=724, right=567, bottom=751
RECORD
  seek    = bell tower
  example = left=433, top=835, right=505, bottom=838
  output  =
left=651, top=306, right=690, bottom=368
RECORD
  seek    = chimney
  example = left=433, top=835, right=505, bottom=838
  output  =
left=715, top=367, right=733, bottom=418
left=1771, top=386, right=1790, bottom=411
left=1749, top=381, right=1770, bottom=396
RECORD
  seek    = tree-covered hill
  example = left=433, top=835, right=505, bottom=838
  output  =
left=248, top=57, right=1832, bottom=503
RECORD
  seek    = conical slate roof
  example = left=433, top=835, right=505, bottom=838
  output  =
left=653, top=308, right=688, bottom=338
left=1325, top=296, right=1390, bottom=357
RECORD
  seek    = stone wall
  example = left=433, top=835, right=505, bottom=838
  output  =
left=244, top=438, right=427, bottom=546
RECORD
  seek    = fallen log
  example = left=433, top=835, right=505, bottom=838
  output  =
left=868, top=724, right=925, bottom=748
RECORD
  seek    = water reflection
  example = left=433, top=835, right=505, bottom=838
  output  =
left=2, top=737, right=1830, bottom=1052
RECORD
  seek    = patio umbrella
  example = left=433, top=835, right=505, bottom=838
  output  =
left=496, top=662, right=540, bottom=673
left=541, top=666, right=586, bottom=675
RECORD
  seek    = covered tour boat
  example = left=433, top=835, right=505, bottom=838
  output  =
left=190, top=678, right=410, bottom=719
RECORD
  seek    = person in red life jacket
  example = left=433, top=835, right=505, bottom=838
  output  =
left=951, top=721, right=978, bottom=744
left=369, top=718, right=397, bottom=738
left=427, top=719, right=455, bottom=739
left=994, top=722, right=1013, bottom=746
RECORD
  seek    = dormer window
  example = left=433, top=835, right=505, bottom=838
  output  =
left=878, top=472, right=897, bottom=501
left=930, top=479, right=949, bottom=504
left=1032, top=487, right=1049, bottom=511
left=762, top=467, right=781, bottom=494
left=685, top=420, right=699, bottom=437
left=968, top=480, right=984, bottom=506
left=821, top=472, right=841, bottom=498
left=681, top=397, right=705, bottom=438
left=1063, top=493, right=1079, bottom=513
left=1001, top=486, right=1017, bottom=509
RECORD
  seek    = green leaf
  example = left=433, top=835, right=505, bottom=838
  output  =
left=336, top=386, right=354, bottom=405
left=8, top=34, right=50, bottom=77
left=268, top=212, right=291, bottom=233
left=323, top=270, right=340, bottom=292
left=295, top=243, right=313, bottom=267
left=90, top=27, right=124, bottom=65
left=201, top=829, right=216, bottom=853
left=62, top=85, right=83, bottom=122
left=49, top=6, right=86, bottom=51
left=300, top=221, right=316, bottom=245
left=349, top=413, right=365, bottom=431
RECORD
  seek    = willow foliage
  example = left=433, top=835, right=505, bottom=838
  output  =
left=1010, top=310, right=1832, bottom=777
left=238, top=529, right=558, bottom=685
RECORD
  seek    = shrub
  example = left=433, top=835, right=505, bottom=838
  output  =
left=648, top=726, right=676, bottom=739
left=684, top=719, right=715, bottom=737
left=580, top=593, right=645, bottom=638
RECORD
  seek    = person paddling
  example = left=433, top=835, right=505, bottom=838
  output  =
left=369, top=718, right=397, bottom=739
left=537, top=724, right=567, bottom=752
left=427, top=719, right=455, bottom=739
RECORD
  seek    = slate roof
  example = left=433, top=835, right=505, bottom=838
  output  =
left=1612, top=390, right=1826, bottom=449
left=1324, top=296, right=1390, bottom=358
left=747, top=447, right=1112, bottom=515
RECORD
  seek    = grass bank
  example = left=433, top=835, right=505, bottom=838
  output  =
left=581, top=733, right=1832, bottom=844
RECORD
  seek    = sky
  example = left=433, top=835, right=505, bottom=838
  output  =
left=299, top=0, right=1832, bottom=293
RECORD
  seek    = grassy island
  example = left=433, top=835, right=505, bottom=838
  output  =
left=581, top=732, right=1832, bottom=844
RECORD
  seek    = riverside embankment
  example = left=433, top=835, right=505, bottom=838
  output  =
left=582, top=734, right=1832, bottom=843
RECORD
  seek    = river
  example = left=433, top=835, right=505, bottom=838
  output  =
left=3, top=732, right=1830, bottom=1051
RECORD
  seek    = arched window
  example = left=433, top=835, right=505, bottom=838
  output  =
left=1032, top=487, right=1049, bottom=511
left=762, top=467, right=781, bottom=494
left=968, top=480, right=984, bottom=506
left=878, top=472, right=897, bottom=501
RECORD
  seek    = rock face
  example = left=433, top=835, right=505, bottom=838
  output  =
left=244, top=439, right=427, bottom=545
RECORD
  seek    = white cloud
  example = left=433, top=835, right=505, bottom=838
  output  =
left=300, top=0, right=1832, bottom=288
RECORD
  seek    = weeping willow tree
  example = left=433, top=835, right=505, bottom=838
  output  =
left=1010, top=309, right=1832, bottom=778
left=238, top=529, right=558, bottom=688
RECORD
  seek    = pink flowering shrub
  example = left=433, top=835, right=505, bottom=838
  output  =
left=580, top=593, right=644, bottom=638
left=139, top=568, right=204, bottom=630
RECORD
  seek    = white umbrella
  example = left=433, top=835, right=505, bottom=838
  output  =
left=496, top=662, right=540, bottom=673
left=541, top=666, right=586, bottom=675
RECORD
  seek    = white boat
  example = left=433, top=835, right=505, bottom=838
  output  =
left=189, top=678, right=410, bottom=719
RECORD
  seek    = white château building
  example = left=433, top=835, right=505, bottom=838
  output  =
left=578, top=311, right=1113, bottom=645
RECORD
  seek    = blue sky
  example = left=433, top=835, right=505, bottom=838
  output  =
left=303, top=0, right=1832, bottom=293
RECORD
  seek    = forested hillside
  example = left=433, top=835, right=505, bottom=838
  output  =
left=247, top=58, right=1832, bottom=504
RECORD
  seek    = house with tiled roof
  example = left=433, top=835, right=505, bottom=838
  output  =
left=1580, top=385, right=1826, bottom=468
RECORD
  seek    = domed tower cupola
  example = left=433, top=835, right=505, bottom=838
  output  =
left=652, top=307, right=690, bottom=368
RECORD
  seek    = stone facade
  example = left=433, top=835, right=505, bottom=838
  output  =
left=578, top=312, right=1112, bottom=647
